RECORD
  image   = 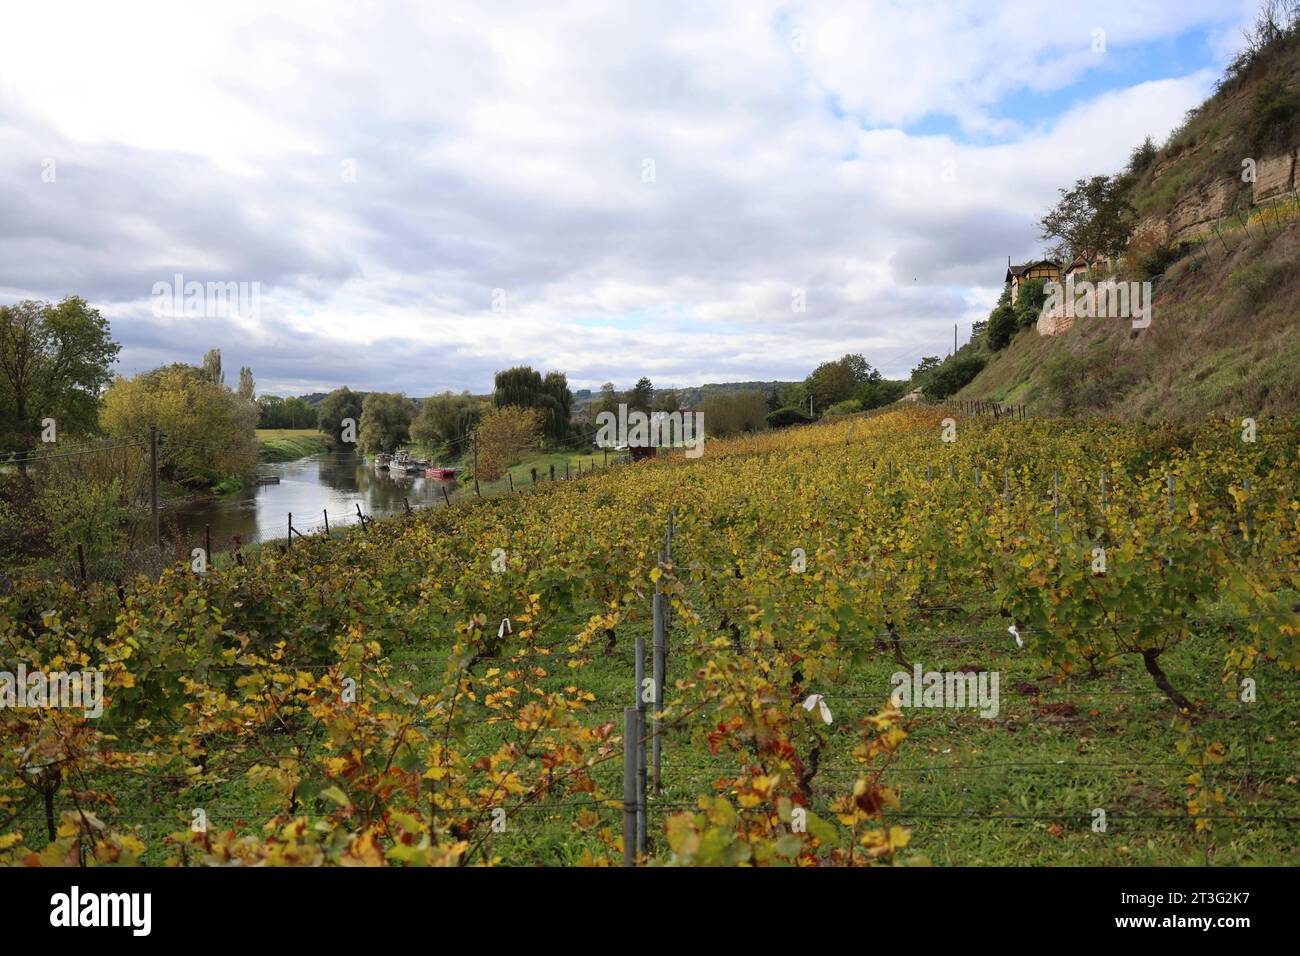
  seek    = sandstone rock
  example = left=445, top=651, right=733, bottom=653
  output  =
left=1169, top=177, right=1242, bottom=242
left=1131, top=216, right=1169, bottom=246
left=1252, top=150, right=1295, bottom=203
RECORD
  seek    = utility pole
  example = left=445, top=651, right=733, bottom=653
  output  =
left=808, top=396, right=813, bottom=418
left=954, top=323, right=958, bottom=356
left=149, top=426, right=159, bottom=546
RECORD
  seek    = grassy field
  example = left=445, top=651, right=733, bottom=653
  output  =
left=256, top=428, right=330, bottom=462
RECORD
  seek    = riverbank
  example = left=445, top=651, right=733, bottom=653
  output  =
left=257, top=428, right=330, bottom=462
left=472, top=447, right=611, bottom=495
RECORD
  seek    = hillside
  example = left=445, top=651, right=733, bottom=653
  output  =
left=4, top=407, right=1297, bottom=867
left=958, top=18, right=1300, bottom=420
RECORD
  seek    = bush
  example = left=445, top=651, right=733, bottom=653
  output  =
left=987, top=303, right=1018, bottom=350
left=1041, top=343, right=1144, bottom=415
left=922, top=354, right=987, bottom=400
left=1242, top=78, right=1300, bottom=155
left=1134, top=242, right=1188, bottom=280
left=823, top=399, right=862, bottom=416
left=1013, top=278, right=1049, bottom=329
left=765, top=407, right=813, bottom=429
left=858, top=379, right=908, bottom=409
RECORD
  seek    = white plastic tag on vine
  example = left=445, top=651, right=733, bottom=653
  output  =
left=1008, top=624, right=1023, bottom=649
left=802, top=694, right=833, bottom=725
left=498, top=618, right=512, bottom=639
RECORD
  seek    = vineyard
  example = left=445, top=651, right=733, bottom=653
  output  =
left=1, top=405, right=1298, bottom=866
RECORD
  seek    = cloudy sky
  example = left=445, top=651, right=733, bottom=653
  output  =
left=0, top=0, right=1259, bottom=396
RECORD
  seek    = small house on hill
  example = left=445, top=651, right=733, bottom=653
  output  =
left=1005, top=258, right=1061, bottom=304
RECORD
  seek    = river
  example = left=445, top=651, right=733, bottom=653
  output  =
left=170, top=447, right=460, bottom=549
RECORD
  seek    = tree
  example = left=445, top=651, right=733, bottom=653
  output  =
left=100, top=363, right=258, bottom=486
left=922, top=354, right=987, bottom=400
left=804, top=354, right=880, bottom=414
left=627, top=377, right=654, bottom=413
left=540, top=371, right=574, bottom=443
left=358, top=392, right=414, bottom=453
left=910, top=356, right=941, bottom=382
left=474, top=405, right=543, bottom=482
left=1039, top=175, right=1134, bottom=262
left=492, top=365, right=573, bottom=443
left=766, top=407, right=813, bottom=429
left=0, top=297, right=120, bottom=457
left=410, top=391, right=483, bottom=456
left=494, top=366, right=545, bottom=408
left=653, top=388, right=681, bottom=413
left=283, top=395, right=313, bottom=429
left=1013, top=278, right=1050, bottom=329
left=257, top=395, right=285, bottom=428
left=237, top=367, right=256, bottom=403
left=986, top=286, right=1018, bottom=351
left=697, top=391, right=767, bottom=437
left=596, top=382, right=621, bottom=417
left=201, top=348, right=224, bottom=386
left=317, top=387, right=365, bottom=442
left=858, top=379, right=907, bottom=409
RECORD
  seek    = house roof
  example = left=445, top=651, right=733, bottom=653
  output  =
left=1005, top=259, right=1059, bottom=283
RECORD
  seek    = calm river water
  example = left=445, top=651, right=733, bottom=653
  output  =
left=170, top=447, right=459, bottom=549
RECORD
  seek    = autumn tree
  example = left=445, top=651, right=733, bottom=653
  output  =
left=474, top=405, right=542, bottom=482
left=100, top=363, right=258, bottom=486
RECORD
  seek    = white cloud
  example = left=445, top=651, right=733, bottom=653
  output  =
left=0, top=0, right=1246, bottom=391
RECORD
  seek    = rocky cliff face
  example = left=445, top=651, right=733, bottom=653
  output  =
left=1136, top=147, right=1297, bottom=245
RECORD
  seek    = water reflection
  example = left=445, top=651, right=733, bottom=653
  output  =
left=170, top=447, right=457, bottom=548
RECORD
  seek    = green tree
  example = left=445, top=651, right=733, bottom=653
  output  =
left=492, top=365, right=573, bottom=443
left=596, top=382, right=621, bottom=417
left=627, top=377, right=654, bottom=413
left=540, top=371, right=574, bottom=443
left=1013, top=278, right=1050, bottom=329
left=857, top=379, right=907, bottom=409
left=317, top=387, right=365, bottom=442
left=697, top=390, right=767, bottom=437
left=766, top=407, right=813, bottom=429
left=1039, top=175, right=1134, bottom=262
left=201, top=348, right=224, bottom=386
left=257, top=395, right=285, bottom=428
left=986, top=286, right=1018, bottom=351
left=0, top=297, right=120, bottom=457
left=805, top=354, right=877, bottom=412
left=653, top=387, right=681, bottom=413
left=358, top=392, right=413, bottom=453
left=922, top=354, right=987, bottom=400
left=910, top=356, right=941, bottom=382
left=410, top=391, right=483, bottom=456
left=237, top=366, right=256, bottom=403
